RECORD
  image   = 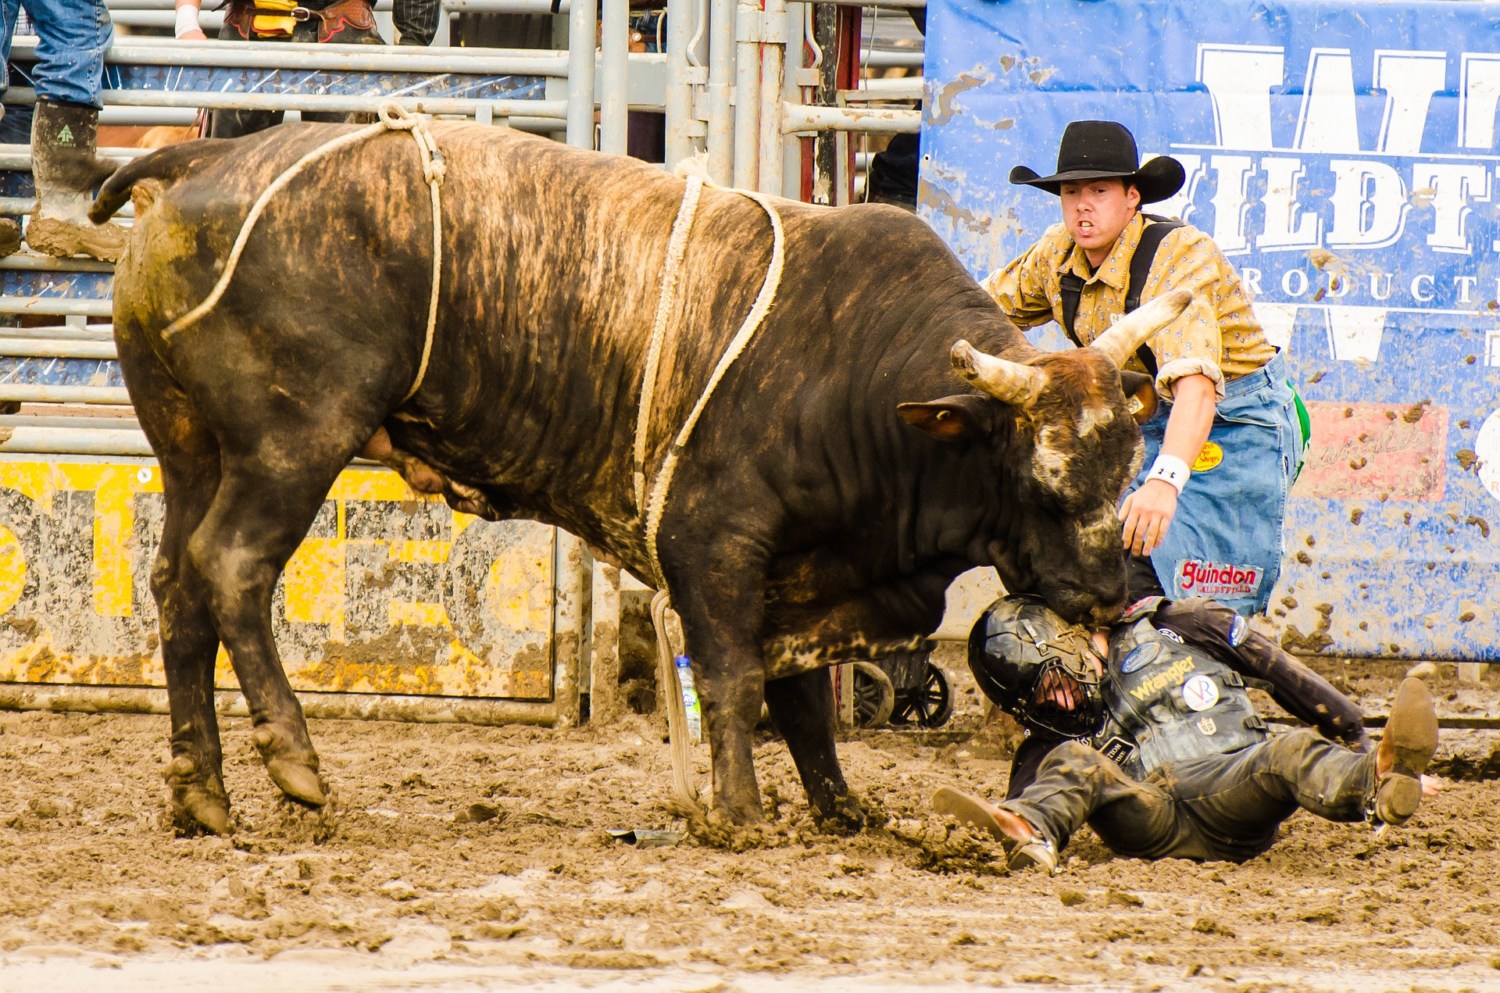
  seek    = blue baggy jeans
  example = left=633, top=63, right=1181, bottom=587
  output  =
left=1, top=0, right=114, bottom=108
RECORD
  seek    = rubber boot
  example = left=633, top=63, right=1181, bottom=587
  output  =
left=25, top=100, right=128, bottom=263
left=0, top=218, right=19, bottom=258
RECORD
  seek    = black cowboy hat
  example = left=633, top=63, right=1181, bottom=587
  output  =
left=1009, top=120, right=1185, bottom=203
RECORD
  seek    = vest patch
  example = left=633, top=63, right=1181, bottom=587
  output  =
left=1120, top=642, right=1162, bottom=674
left=1197, top=716, right=1218, bottom=736
left=1181, top=673, right=1220, bottom=711
left=1099, top=735, right=1137, bottom=766
left=1228, top=613, right=1249, bottom=647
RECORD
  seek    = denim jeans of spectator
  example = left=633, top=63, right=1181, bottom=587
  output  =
left=1, top=0, right=113, bottom=108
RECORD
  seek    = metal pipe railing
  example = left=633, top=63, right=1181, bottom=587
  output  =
left=0, top=426, right=153, bottom=457
left=600, top=0, right=630, bottom=154
left=0, top=295, right=116, bottom=320
left=731, top=0, right=761, bottom=188
left=782, top=103, right=920, bottom=134
left=0, top=387, right=131, bottom=406
left=756, top=0, right=787, bottom=197
left=12, top=37, right=573, bottom=76
left=705, top=0, right=735, bottom=184
left=5, top=87, right=567, bottom=122
left=564, top=0, right=596, bottom=147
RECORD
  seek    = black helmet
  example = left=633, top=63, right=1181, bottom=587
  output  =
left=967, top=595, right=1106, bottom=739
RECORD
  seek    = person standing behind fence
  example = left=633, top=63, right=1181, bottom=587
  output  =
left=0, top=0, right=129, bottom=261
left=173, top=0, right=439, bottom=139
left=984, top=120, right=1303, bottom=616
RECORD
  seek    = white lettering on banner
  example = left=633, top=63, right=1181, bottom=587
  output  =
left=1460, top=54, right=1500, bottom=149
left=1295, top=48, right=1360, bottom=153
left=1180, top=45, right=1500, bottom=259
left=1325, top=159, right=1407, bottom=249
left=1374, top=51, right=1446, bottom=154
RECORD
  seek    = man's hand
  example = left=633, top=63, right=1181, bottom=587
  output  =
left=1120, top=478, right=1178, bottom=556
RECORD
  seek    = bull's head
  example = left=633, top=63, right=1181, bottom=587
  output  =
left=897, top=290, right=1190, bottom=627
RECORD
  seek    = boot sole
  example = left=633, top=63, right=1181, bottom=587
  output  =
left=1384, top=676, right=1439, bottom=778
left=1374, top=676, right=1439, bottom=825
left=932, top=786, right=1056, bottom=872
left=932, top=786, right=1026, bottom=844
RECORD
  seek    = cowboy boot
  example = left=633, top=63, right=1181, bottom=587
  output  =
left=25, top=100, right=128, bottom=263
left=1371, top=675, right=1439, bottom=826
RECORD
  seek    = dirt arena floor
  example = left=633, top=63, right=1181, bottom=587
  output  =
left=2, top=656, right=1498, bottom=993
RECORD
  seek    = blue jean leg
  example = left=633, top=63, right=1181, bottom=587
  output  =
left=2, top=0, right=113, bottom=107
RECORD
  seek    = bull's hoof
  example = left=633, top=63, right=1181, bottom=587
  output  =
left=812, top=793, right=871, bottom=835
left=251, top=725, right=328, bottom=807
left=165, top=755, right=231, bottom=835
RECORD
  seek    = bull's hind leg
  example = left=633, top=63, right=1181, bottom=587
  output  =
left=763, top=669, right=867, bottom=832
left=114, top=336, right=234, bottom=833
left=154, top=458, right=234, bottom=834
left=188, top=459, right=346, bottom=808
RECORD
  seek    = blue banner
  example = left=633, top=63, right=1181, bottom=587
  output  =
left=922, top=0, right=1500, bottom=660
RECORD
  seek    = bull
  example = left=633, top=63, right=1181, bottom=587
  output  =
left=91, top=121, right=1185, bottom=835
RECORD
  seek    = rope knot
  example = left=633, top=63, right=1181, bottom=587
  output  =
left=378, top=101, right=418, bottom=131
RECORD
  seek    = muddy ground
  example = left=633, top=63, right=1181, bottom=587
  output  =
left=2, top=655, right=1498, bottom=993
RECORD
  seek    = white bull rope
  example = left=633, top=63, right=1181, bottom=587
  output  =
left=635, top=168, right=787, bottom=816
left=160, top=102, right=445, bottom=403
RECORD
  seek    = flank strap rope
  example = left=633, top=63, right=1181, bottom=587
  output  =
left=636, top=172, right=787, bottom=817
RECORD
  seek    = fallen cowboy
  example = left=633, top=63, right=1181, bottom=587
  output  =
left=92, top=111, right=1189, bottom=837
left=934, top=595, right=1441, bottom=871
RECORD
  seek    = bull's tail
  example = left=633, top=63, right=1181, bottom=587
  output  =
left=89, top=139, right=231, bottom=223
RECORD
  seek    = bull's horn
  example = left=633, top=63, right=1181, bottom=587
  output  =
left=951, top=339, right=1047, bottom=406
left=1090, top=288, right=1192, bottom=368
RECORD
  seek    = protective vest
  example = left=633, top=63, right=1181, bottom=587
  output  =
left=1089, top=601, right=1266, bottom=779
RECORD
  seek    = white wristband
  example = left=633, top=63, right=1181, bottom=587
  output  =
left=1146, top=453, right=1191, bottom=494
left=175, top=4, right=202, bottom=38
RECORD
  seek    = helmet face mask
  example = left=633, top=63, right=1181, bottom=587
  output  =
left=967, top=595, right=1106, bottom=739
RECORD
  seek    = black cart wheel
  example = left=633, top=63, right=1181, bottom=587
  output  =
left=891, top=662, right=953, bottom=728
left=850, top=660, right=896, bottom=728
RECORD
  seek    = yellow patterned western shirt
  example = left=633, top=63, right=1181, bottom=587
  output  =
left=983, top=213, right=1276, bottom=401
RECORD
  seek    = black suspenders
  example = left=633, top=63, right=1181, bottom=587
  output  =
left=1057, top=213, right=1184, bottom=377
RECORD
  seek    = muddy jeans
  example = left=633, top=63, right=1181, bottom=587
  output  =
left=1004, top=731, right=1375, bottom=863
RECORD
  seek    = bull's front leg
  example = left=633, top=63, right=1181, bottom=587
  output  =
left=695, top=653, right=769, bottom=825
left=764, top=668, right=867, bottom=833
left=668, top=580, right=769, bottom=826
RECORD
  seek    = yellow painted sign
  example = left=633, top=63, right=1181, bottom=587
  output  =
left=0, top=461, right=557, bottom=700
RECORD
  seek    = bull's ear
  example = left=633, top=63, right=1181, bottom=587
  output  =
left=1119, top=371, right=1158, bottom=425
left=897, top=395, right=992, bottom=442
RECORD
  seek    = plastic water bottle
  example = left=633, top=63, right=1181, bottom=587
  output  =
left=674, top=654, right=702, bottom=743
